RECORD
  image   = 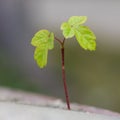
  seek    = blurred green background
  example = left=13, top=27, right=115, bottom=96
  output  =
left=0, top=0, right=120, bottom=112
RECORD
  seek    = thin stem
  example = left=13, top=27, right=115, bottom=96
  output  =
left=55, top=36, right=63, bottom=45
left=61, top=46, right=71, bottom=110
left=55, top=37, right=71, bottom=110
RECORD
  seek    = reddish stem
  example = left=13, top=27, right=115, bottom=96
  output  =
left=55, top=37, right=71, bottom=110
left=61, top=46, right=71, bottom=110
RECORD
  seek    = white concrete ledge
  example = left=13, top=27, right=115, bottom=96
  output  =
left=0, top=87, right=120, bottom=120
left=0, top=101, right=120, bottom=120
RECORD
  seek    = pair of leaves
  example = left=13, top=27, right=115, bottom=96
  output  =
left=31, top=16, right=96, bottom=68
left=61, top=16, right=96, bottom=51
left=31, top=30, right=54, bottom=68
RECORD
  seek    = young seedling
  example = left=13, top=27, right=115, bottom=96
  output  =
left=31, top=16, right=96, bottom=110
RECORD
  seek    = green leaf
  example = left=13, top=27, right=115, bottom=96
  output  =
left=75, top=26, right=96, bottom=51
left=34, top=46, right=48, bottom=68
left=61, top=16, right=87, bottom=39
left=61, top=22, right=75, bottom=38
left=48, top=32, right=54, bottom=49
left=31, top=30, right=54, bottom=49
left=61, top=16, right=96, bottom=51
left=68, top=16, right=87, bottom=26
left=31, top=30, right=54, bottom=68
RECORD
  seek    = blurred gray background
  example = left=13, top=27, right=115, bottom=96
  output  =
left=0, top=0, right=120, bottom=112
